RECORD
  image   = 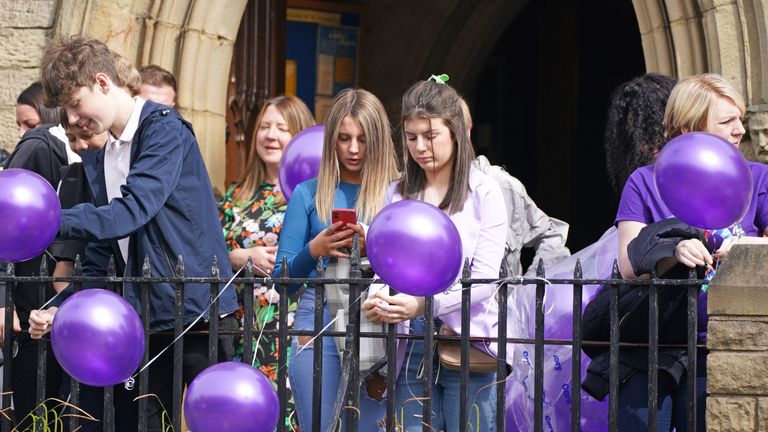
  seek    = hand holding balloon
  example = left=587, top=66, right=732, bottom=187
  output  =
left=29, top=307, right=57, bottom=339
left=362, top=292, right=425, bottom=324
left=674, top=238, right=713, bottom=268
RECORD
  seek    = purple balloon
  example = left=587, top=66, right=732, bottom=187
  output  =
left=654, top=132, right=753, bottom=229
left=184, top=362, right=279, bottom=432
left=278, top=125, right=324, bottom=202
left=0, top=168, right=61, bottom=262
left=51, top=289, right=145, bottom=387
left=367, top=200, right=463, bottom=296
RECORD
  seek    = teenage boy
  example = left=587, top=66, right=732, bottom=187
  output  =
left=28, top=37, right=237, bottom=431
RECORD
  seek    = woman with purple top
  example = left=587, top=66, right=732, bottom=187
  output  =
left=362, top=78, right=507, bottom=431
left=612, top=74, right=768, bottom=431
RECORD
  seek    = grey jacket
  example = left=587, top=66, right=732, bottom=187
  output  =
left=472, top=156, right=571, bottom=277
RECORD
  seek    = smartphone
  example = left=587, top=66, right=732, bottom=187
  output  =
left=332, top=208, right=357, bottom=230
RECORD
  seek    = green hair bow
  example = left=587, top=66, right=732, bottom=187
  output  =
left=428, top=74, right=449, bottom=84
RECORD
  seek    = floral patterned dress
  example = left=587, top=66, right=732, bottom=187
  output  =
left=219, top=182, right=299, bottom=430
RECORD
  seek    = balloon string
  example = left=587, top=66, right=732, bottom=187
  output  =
left=131, top=266, right=243, bottom=379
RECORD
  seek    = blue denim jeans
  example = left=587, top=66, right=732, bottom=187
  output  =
left=618, top=369, right=707, bottom=432
left=289, top=289, right=385, bottom=431
left=395, top=316, right=496, bottom=432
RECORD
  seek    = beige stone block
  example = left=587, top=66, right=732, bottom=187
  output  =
left=700, top=0, right=740, bottom=13
left=0, top=68, right=41, bottom=106
left=178, top=109, right=226, bottom=193
left=708, top=352, right=768, bottom=394
left=86, top=3, right=143, bottom=61
left=702, top=2, right=746, bottom=89
left=0, top=108, right=19, bottom=153
left=707, top=396, right=757, bottom=432
left=144, top=22, right=181, bottom=70
left=0, top=0, right=57, bottom=28
left=759, top=398, right=768, bottom=432
left=176, top=31, right=232, bottom=116
left=156, top=0, right=193, bottom=27
left=709, top=245, right=768, bottom=315
left=708, top=317, right=768, bottom=350
left=0, top=28, right=49, bottom=68
left=186, top=0, right=247, bottom=41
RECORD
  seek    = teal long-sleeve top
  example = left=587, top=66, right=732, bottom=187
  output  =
left=272, top=178, right=360, bottom=292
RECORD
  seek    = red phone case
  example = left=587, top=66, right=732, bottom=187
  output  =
left=332, top=208, right=357, bottom=229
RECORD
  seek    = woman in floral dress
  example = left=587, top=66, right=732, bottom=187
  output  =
left=219, top=95, right=314, bottom=430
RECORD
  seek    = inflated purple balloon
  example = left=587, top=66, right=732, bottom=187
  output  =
left=51, top=289, right=144, bottom=387
left=654, top=132, right=752, bottom=229
left=184, top=362, right=279, bottom=432
left=0, top=168, right=61, bottom=262
left=278, top=125, right=324, bottom=202
left=367, top=200, right=463, bottom=296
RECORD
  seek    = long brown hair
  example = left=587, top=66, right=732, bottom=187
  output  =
left=235, top=96, right=314, bottom=201
left=315, top=88, right=399, bottom=223
left=397, top=80, right=474, bottom=214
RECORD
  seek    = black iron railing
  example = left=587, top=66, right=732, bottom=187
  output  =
left=0, top=249, right=703, bottom=432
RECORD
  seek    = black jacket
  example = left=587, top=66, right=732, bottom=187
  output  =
left=580, top=218, right=704, bottom=400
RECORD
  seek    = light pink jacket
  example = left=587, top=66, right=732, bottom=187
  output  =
left=386, top=167, right=508, bottom=376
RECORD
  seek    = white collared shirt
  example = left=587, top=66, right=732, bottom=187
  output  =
left=104, top=97, right=146, bottom=264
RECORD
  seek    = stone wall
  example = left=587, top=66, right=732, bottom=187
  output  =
left=0, top=0, right=58, bottom=152
left=707, top=244, right=768, bottom=431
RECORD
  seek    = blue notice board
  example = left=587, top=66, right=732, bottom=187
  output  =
left=286, top=6, right=360, bottom=123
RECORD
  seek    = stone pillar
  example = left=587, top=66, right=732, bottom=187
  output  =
left=707, top=244, right=768, bottom=431
left=0, top=0, right=58, bottom=152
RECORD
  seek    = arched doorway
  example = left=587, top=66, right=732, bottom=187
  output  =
left=472, top=0, right=646, bottom=253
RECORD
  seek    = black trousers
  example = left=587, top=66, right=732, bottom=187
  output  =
left=76, top=320, right=233, bottom=432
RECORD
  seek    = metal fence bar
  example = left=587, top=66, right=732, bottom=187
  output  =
left=1, top=264, right=13, bottom=432
left=571, top=259, right=583, bottom=431
left=103, top=255, right=119, bottom=432
left=312, top=258, right=324, bottom=432
left=608, top=261, right=620, bottom=431
left=277, top=258, right=290, bottom=432
left=496, top=280, right=508, bottom=431
left=687, top=268, right=698, bottom=430
left=345, top=242, right=362, bottom=432
left=423, top=295, right=434, bottom=430
left=277, top=256, right=289, bottom=432
left=34, top=259, right=48, bottom=430
left=648, top=271, right=659, bottom=432
left=172, top=256, right=185, bottom=432
left=208, top=258, right=220, bottom=366
left=385, top=290, right=397, bottom=432
left=68, top=256, right=82, bottom=432
left=137, top=256, right=151, bottom=431
left=459, top=259, right=471, bottom=432
left=534, top=259, right=545, bottom=432
left=242, top=258, right=255, bottom=367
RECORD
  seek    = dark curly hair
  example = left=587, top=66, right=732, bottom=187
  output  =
left=604, top=73, right=677, bottom=194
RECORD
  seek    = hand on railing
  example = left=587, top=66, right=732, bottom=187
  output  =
left=28, top=307, right=58, bottom=339
left=309, top=221, right=356, bottom=259
left=362, top=291, right=424, bottom=324
left=0, top=307, right=20, bottom=346
left=229, top=246, right=277, bottom=275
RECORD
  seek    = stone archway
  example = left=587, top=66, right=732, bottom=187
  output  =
left=50, top=0, right=249, bottom=192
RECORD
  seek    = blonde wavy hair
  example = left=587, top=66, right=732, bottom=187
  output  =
left=235, top=96, right=314, bottom=202
left=315, top=88, right=398, bottom=224
left=664, top=73, right=745, bottom=140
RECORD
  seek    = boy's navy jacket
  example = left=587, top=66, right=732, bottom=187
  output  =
left=58, top=101, right=237, bottom=332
